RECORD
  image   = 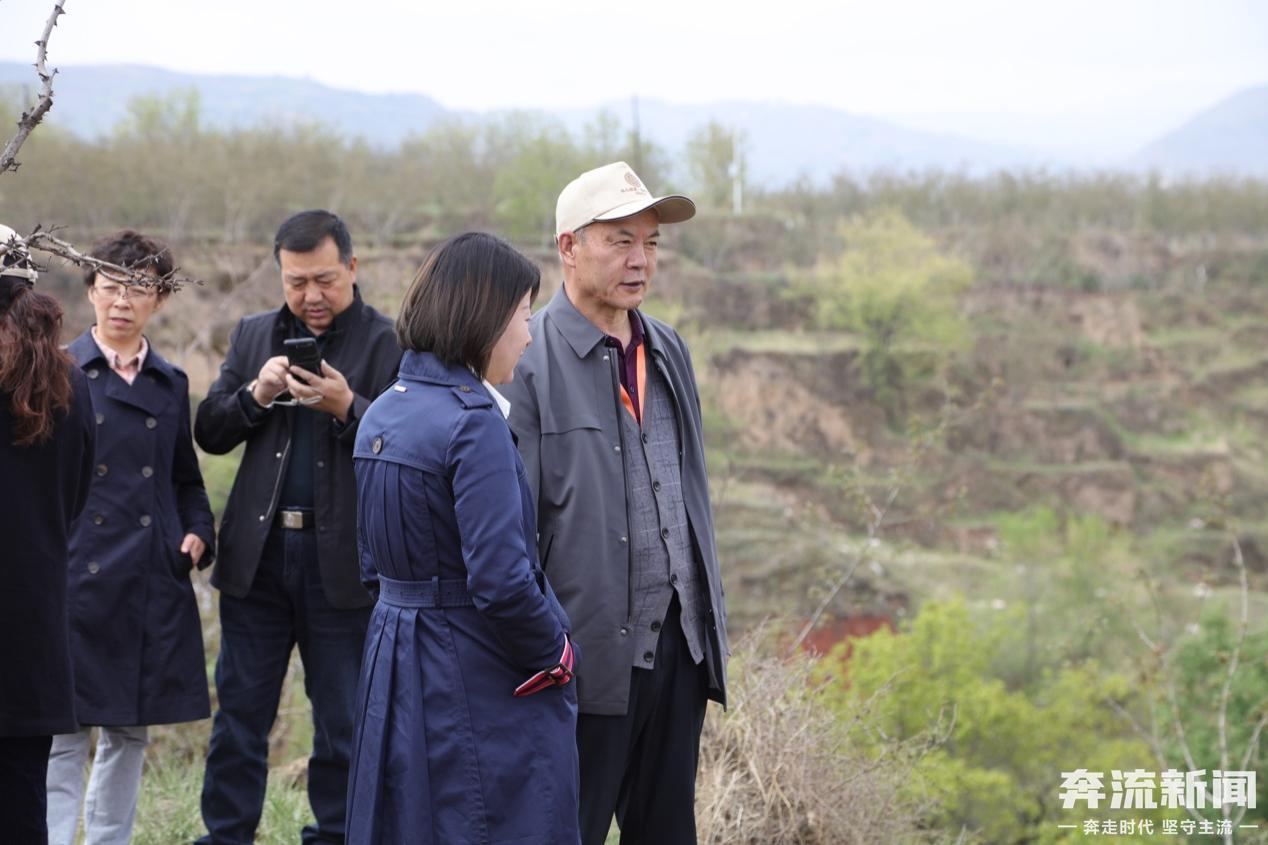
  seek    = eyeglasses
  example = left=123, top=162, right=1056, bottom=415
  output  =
left=93, top=283, right=158, bottom=302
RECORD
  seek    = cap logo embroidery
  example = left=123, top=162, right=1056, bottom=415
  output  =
left=622, top=171, right=648, bottom=195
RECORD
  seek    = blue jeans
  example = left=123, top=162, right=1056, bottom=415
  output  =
left=198, top=527, right=370, bottom=845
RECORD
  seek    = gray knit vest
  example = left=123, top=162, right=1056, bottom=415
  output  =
left=622, top=360, right=706, bottom=669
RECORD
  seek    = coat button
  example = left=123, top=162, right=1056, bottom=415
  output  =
left=641, top=432, right=649, bottom=444
left=87, top=562, right=100, bottom=574
left=670, top=573, right=679, bottom=586
left=139, top=514, right=152, bottom=527
left=661, top=527, right=670, bottom=540
left=652, top=480, right=662, bottom=493
left=87, top=369, right=100, bottom=379
left=619, top=626, right=628, bottom=636
left=459, top=385, right=471, bottom=393
left=317, top=460, right=325, bottom=468
left=95, top=413, right=104, bottom=425
left=258, top=514, right=266, bottom=522
left=145, top=417, right=157, bottom=429
left=275, top=451, right=283, bottom=459
left=614, top=445, right=621, bottom=453
left=371, top=436, right=383, bottom=454
left=620, top=535, right=627, bottom=543
left=92, top=514, right=104, bottom=525
left=141, top=466, right=153, bottom=478
left=651, top=620, right=662, bottom=632
left=643, top=651, right=654, bottom=663
left=95, top=464, right=108, bottom=477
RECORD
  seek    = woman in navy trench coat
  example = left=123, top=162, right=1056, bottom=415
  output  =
left=46, top=232, right=216, bottom=844
left=347, top=233, right=579, bottom=845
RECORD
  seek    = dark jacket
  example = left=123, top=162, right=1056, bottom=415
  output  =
left=195, top=288, right=401, bottom=608
left=65, top=329, right=216, bottom=726
left=0, top=365, right=95, bottom=737
left=347, top=352, right=579, bottom=843
left=503, top=287, right=728, bottom=716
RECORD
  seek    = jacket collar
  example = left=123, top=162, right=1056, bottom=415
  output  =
left=545, top=284, right=652, bottom=359
left=272, top=284, right=366, bottom=339
left=68, top=327, right=178, bottom=382
left=397, top=350, right=484, bottom=391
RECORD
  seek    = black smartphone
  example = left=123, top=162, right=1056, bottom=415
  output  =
left=283, top=337, right=322, bottom=384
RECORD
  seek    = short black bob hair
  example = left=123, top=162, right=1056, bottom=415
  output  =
left=274, top=209, right=353, bottom=266
left=396, top=232, right=540, bottom=378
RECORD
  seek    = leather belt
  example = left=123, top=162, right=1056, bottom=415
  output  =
left=377, top=575, right=474, bottom=609
left=275, top=509, right=313, bottom=530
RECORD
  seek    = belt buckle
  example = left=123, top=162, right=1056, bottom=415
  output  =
left=280, top=510, right=305, bottom=530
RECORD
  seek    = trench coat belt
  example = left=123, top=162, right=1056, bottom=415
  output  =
left=377, top=574, right=475, bottom=609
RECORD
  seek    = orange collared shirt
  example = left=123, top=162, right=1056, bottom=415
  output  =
left=605, top=313, right=647, bottom=425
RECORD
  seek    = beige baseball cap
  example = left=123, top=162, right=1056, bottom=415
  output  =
left=555, top=161, right=695, bottom=238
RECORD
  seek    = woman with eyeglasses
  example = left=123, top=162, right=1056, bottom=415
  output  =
left=45, top=230, right=216, bottom=845
left=347, top=232, right=579, bottom=844
left=0, top=225, right=96, bottom=841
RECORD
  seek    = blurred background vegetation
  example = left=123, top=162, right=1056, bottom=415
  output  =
left=5, top=89, right=1267, bottom=843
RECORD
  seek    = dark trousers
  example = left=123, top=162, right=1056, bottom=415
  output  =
left=577, top=598, right=709, bottom=845
left=0, top=734, right=53, bottom=844
left=199, top=527, right=370, bottom=845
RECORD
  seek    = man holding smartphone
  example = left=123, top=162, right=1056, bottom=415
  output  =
left=194, top=210, right=401, bottom=845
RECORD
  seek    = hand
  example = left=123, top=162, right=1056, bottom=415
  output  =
left=286, top=360, right=355, bottom=422
left=252, top=356, right=292, bottom=406
left=180, top=533, right=206, bottom=569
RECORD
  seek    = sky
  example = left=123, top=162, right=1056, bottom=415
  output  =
left=1, top=0, right=1266, bottom=159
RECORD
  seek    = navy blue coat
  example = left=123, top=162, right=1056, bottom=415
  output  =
left=347, top=352, right=579, bottom=845
left=65, top=330, right=215, bottom=726
left=0, top=366, right=94, bottom=737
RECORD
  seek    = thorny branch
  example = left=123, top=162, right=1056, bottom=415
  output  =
left=0, top=1, right=66, bottom=175
left=24, top=227, right=202, bottom=291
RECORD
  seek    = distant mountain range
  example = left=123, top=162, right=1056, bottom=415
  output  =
left=1134, top=84, right=1268, bottom=177
left=2, top=62, right=1265, bottom=184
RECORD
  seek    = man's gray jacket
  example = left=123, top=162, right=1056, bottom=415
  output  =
left=503, top=287, right=728, bottom=716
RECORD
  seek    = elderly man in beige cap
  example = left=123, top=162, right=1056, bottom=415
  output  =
left=503, top=162, right=729, bottom=844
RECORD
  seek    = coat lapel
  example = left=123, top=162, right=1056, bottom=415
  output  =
left=70, top=328, right=174, bottom=417
left=104, top=361, right=173, bottom=417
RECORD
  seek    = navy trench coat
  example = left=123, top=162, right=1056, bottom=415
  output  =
left=347, top=352, right=579, bottom=845
left=65, top=330, right=215, bottom=726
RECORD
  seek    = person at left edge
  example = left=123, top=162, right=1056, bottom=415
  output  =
left=0, top=224, right=95, bottom=845
left=47, top=230, right=216, bottom=845
left=194, top=210, right=402, bottom=845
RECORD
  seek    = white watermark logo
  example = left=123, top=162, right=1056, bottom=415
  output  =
left=1056, top=769, right=1259, bottom=837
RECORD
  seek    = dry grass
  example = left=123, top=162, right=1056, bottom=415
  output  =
left=695, top=632, right=928, bottom=844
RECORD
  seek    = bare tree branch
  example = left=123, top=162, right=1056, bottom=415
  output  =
left=0, top=1, right=66, bottom=175
left=785, top=382, right=998, bottom=658
left=1115, top=523, right=1266, bottom=845
left=24, top=227, right=203, bottom=291
left=1214, top=533, right=1248, bottom=833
